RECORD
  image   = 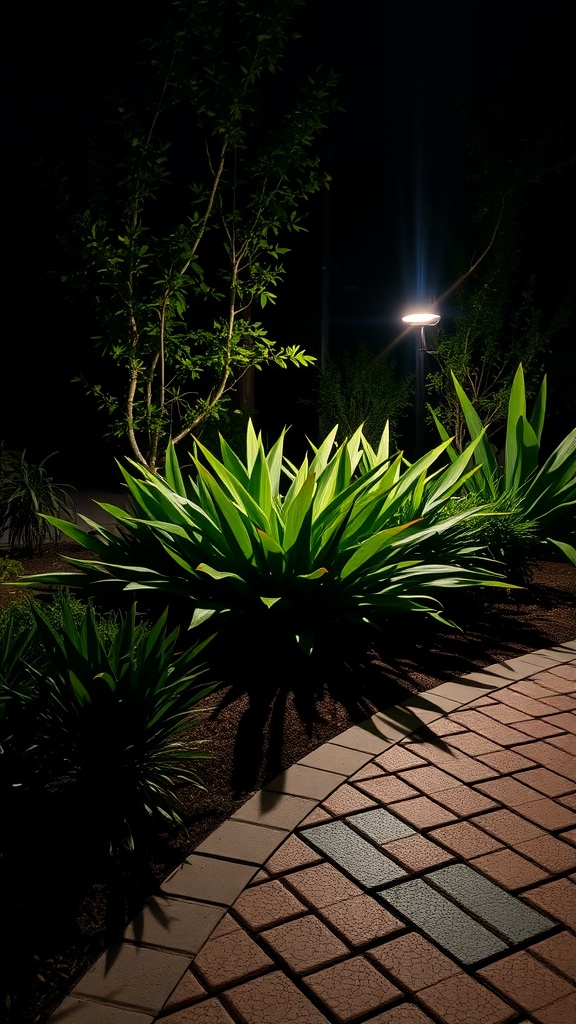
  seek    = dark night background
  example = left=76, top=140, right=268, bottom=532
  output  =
left=2, top=0, right=574, bottom=485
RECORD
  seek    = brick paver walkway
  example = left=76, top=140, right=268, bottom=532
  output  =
left=51, top=641, right=576, bottom=1024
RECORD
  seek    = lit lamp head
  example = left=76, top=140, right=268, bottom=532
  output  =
left=401, top=312, right=441, bottom=326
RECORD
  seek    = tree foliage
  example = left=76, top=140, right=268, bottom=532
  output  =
left=60, top=0, right=338, bottom=470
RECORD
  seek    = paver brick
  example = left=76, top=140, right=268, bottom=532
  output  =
left=478, top=949, right=575, bottom=1011
left=265, top=764, right=345, bottom=801
left=322, top=784, right=378, bottom=816
left=530, top=930, right=576, bottom=982
left=264, top=833, right=323, bottom=875
left=541, top=695, right=576, bottom=710
left=429, top=821, right=503, bottom=858
left=513, top=718, right=564, bottom=738
left=531, top=671, right=576, bottom=693
left=161, top=998, right=235, bottom=1023
left=531, top=991, right=576, bottom=1023
left=123, top=897, right=224, bottom=956
left=302, top=820, right=407, bottom=888
left=222, top=972, right=330, bottom=1023
left=470, top=847, right=549, bottom=889
left=367, top=931, right=460, bottom=991
left=317, top=892, right=404, bottom=947
left=383, top=833, right=454, bottom=871
left=366, top=1006, right=435, bottom=1024
left=514, top=834, right=576, bottom=873
left=514, top=767, right=575, bottom=797
left=473, top=701, right=531, bottom=724
left=375, top=747, right=427, bottom=772
left=475, top=775, right=542, bottom=806
left=162, top=969, right=206, bottom=1012
left=446, top=710, right=532, bottom=745
left=355, top=775, right=421, bottom=803
left=416, top=971, right=515, bottom=1024
left=524, top=877, right=576, bottom=930
left=232, top=879, right=307, bottom=930
left=193, top=928, right=273, bottom=989
left=298, top=743, right=373, bottom=776
left=432, top=784, right=497, bottom=816
left=477, top=749, right=536, bottom=773
left=387, top=796, right=457, bottom=830
left=445, top=731, right=504, bottom=755
left=284, top=861, right=363, bottom=908
left=193, top=820, right=289, bottom=864
left=347, top=808, right=415, bottom=845
left=548, top=732, right=576, bottom=755
left=49, top=1000, right=155, bottom=1024
left=261, top=914, right=348, bottom=974
left=396, top=765, right=463, bottom=794
left=161, top=856, right=256, bottom=905
left=377, top=877, right=507, bottom=965
left=232, top=791, right=317, bottom=830
left=72, top=943, right=191, bottom=1013
left=516, top=796, right=576, bottom=830
left=469, top=808, right=545, bottom=846
left=304, top=955, right=402, bottom=1022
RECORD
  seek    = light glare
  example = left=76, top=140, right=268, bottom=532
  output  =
left=402, top=312, right=441, bottom=326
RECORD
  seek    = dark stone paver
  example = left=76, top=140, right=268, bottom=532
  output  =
left=302, top=820, right=407, bottom=888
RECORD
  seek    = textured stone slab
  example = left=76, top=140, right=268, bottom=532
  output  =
left=378, top=878, right=507, bottom=965
left=72, top=943, right=191, bottom=1013
left=49, top=999, right=155, bottom=1023
left=428, top=864, right=556, bottom=944
left=302, top=820, right=407, bottom=888
left=347, top=807, right=415, bottom=844
left=123, top=896, right=224, bottom=955
left=194, top=820, right=289, bottom=864
left=265, top=764, right=345, bottom=800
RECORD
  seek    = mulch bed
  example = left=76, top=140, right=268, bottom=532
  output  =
left=1, top=542, right=575, bottom=1023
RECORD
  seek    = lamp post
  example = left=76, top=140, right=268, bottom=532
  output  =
left=401, top=311, right=441, bottom=458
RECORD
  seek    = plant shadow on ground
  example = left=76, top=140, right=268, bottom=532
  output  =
left=1, top=551, right=575, bottom=1023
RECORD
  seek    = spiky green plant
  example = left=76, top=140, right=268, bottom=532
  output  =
left=431, top=364, right=576, bottom=567
left=3, top=601, right=215, bottom=852
left=25, top=422, right=511, bottom=653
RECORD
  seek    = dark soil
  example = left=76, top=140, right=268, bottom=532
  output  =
left=1, top=542, right=575, bottom=1024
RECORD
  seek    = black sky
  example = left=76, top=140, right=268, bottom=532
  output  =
left=2, top=0, right=574, bottom=476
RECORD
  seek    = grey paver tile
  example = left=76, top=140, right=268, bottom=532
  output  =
left=72, top=943, right=191, bottom=1013
left=377, top=877, right=507, bottom=965
left=193, top=820, right=289, bottom=864
left=427, top=863, right=555, bottom=943
left=347, top=807, right=415, bottom=844
left=302, top=820, right=407, bottom=888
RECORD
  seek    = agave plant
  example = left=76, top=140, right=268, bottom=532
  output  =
left=431, top=364, right=576, bottom=566
left=24, top=422, right=511, bottom=653
left=18, top=600, right=215, bottom=851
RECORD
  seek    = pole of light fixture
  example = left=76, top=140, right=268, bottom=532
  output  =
left=401, top=312, right=441, bottom=458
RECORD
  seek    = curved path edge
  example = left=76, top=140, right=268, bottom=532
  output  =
left=50, top=639, right=576, bottom=1024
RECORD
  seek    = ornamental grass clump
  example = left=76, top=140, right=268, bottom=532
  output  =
left=26, top=422, right=511, bottom=653
left=432, top=363, right=576, bottom=570
left=1, top=598, right=215, bottom=854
